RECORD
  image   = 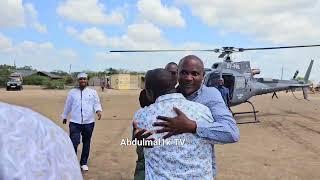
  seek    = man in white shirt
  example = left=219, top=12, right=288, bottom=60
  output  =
left=134, top=68, right=216, bottom=179
left=0, top=102, right=83, bottom=180
left=62, top=72, right=102, bottom=171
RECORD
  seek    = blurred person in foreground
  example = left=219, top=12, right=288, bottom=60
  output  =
left=0, top=102, right=82, bottom=180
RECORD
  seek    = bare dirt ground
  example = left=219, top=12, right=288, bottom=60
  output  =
left=1, top=86, right=320, bottom=180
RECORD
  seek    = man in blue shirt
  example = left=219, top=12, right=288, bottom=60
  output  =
left=133, top=55, right=239, bottom=179
left=216, top=78, right=231, bottom=108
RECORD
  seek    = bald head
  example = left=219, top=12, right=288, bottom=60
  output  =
left=145, top=68, right=177, bottom=100
left=178, top=55, right=204, bottom=70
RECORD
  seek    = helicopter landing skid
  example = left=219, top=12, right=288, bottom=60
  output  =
left=232, top=101, right=260, bottom=124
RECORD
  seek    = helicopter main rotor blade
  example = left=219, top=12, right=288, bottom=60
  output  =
left=109, top=49, right=215, bottom=53
left=241, top=44, right=320, bottom=51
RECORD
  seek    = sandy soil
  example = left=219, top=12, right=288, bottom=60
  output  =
left=1, top=86, right=320, bottom=180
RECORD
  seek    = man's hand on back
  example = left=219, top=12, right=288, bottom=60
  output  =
left=153, top=107, right=197, bottom=139
left=132, top=120, right=154, bottom=148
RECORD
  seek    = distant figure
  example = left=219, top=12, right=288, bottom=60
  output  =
left=101, top=80, right=106, bottom=92
left=106, top=78, right=111, bottom=89
left=0, top=102, right=82, bottom=180
left=62, top=72, right=103, bottom=172
left=216, top=78, right=231, bottom=108
left=165, top=62, right=178, bottom=85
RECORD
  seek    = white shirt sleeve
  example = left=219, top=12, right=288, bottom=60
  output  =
left=61, top=91, right=73, bottom=119
left=93, top=90, right=102, bottom=113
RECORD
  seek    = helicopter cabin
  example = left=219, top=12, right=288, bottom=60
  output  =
left=205, top=61, right=253, bottom=100
left=205, top=71, right=235, bottom=100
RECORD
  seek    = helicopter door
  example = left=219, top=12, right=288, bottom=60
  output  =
left=205, top=73, right=235, bottom=100
left=222, top=75, right=235, bottom=100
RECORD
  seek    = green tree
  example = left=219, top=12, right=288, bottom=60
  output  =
left=0, top=64, right=14, bottom=87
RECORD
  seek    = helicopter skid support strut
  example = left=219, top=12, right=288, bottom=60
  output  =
left=232, top=100, right=260, bottom=124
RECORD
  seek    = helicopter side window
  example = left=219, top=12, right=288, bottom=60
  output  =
left=235, top=76, right=245, bottom=89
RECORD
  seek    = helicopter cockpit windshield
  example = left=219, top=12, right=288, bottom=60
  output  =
left=205, top=73, right=235, bottom=100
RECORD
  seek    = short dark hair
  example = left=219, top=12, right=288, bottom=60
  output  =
left=139, top=89, right=152, bottom=107
left=166, top=62, right=178, bottom=66
left=145, top=68, right=176, bottom=98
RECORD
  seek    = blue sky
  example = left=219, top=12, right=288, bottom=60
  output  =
left=1, top=0, right=320, bottom=82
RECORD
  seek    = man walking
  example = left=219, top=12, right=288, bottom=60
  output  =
left=62, top=72, right=102, bottom=171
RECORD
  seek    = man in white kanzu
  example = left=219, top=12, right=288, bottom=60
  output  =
left=134, top=68, right=216, bottom=179
left=62, top=72, right=102, bottom=171
left=0, top=102, right=83, bottom=180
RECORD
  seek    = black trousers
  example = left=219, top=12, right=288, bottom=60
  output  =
left=69, top=122, right=95, bottom=166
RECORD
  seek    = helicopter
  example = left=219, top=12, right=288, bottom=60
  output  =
left=110, top=44, right=320, bottom=123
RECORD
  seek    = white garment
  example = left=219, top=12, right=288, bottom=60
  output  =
left=0, top=102, right=83, bottom=180
left=62, top=87, right=102, bottom=124
left=134, top=93, right=215, bottom=180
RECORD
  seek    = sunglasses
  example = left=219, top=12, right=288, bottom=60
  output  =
left=78, top=78, right=87, bottom=80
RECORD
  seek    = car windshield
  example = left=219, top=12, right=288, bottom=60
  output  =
left=9, top=78, right=20, bottom=82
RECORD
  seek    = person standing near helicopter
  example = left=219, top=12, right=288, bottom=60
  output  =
left=216, top=78, right=231, bottom=108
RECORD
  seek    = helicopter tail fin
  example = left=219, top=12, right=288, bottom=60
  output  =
left=303, top=59, right=314, bottom=83
left=292, top=70, right=299, bottom=79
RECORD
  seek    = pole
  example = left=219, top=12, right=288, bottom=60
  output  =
left=281, top=66, right=283, bottom=80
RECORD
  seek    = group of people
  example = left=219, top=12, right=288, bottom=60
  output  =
left=133, top=55, right=239, bottom=179
left=0, top=54, right=239, bottom=180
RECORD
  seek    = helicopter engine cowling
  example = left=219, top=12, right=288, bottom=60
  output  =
left=251, top=69, right=260, bottom=75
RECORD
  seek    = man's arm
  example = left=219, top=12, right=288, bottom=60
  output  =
left=196, top=98, right=239, bottom=144
left=155, top=89, right=239, bottom=143
left=93, top=91, right=103, bottom=120
left=61, top=91, right=73, bottom=124
left=93, top=91, right=102, bottom=112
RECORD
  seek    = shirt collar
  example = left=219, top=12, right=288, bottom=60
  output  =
left=155, top=93, right=186, bottom=103
left=185, top=85, right=205, bottom=100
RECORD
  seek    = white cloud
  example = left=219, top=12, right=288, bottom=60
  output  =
left=121, top=23, right=169, bottom=48
left=0, top=34, right=78, bottom=71
left=0, top=33, right=13, bottom=52
left=177, top=0, right=320, bottom=43
left=0, top=0, right=25, bottom=28
left=24, top=3, right=47, bottom=33
left=66, top=22, right=169, bottom=49
left=137, top=0, right=185, bottom=27
left=66, top=27, right=109, bottom=47
left=57, top=0, right=124, bottom=25
left=0, top=1, right=47, bottom=33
